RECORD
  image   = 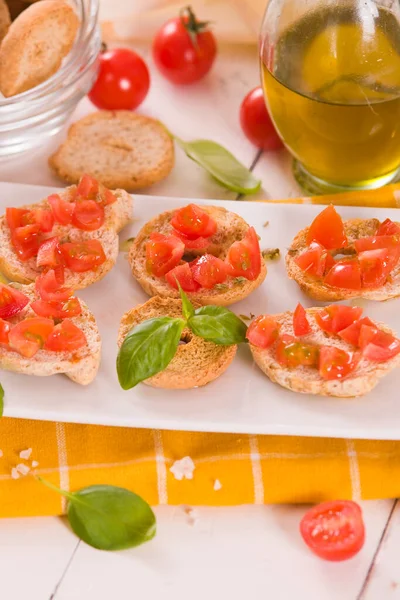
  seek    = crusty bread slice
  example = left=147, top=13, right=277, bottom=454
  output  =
left=0, top=0, right=79, bottom=97
left=286, top=218, right=400, bottom=302
left=250, top=307, right=400, bottom=398
left=49, top=111, right=175, bottom=191
left=0, top=0, right=10, bottom=45
left=0, top=185, right=133, bottom=288
left=129, top=205, right=267, bottom=306
left=118, top=296, right=236, bottom=389
left=1, top=283, right=101, bottom=385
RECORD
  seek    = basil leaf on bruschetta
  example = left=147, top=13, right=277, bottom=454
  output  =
left=188, top=306, right=247, bottom=345
left=178, top=284, right=195, bottom=320
left=117, top=317, right=185, bottom=390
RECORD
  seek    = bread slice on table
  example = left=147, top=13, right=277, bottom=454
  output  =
left=0, top=0, right=79, bottom=97
left=118, top=296, right=237, bottom=389
left=129, top=206, right=267, bottom=306
left=286, top=218, right=400, bottom=302
left=49, top=111, right=175, bottom=191
left=250, top=307, right=400, bottom=398
left=0, top=185, right=133, bottom=288
left=0, top=0, right=10, bottom=45
left=1, top=283, right=101, bottom=385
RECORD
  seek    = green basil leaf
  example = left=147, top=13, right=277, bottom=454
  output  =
left=178, top=284, right=194, bottom=319
left=175, top=138, right=261, bottom=195
left=189, top=306, right=247, bottom=345
left=117, top=317, right=185, bottom=390
left=0, top=383, right=3, bottom=417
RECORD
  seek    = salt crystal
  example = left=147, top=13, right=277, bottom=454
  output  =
left=213, top=479, right=222, bottom=491
left=170, top=457, right=195, bottom=481
left=31, top=461, right=39, bottom=468
left=11, top=468, right=20, bottom=480
left=19, top=448, right=32, bottom=460
left=16, top=463, right=30, bottom=476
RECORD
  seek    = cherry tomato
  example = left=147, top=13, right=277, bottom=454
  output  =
left=306, top=205, right=348, bottom=250
left=88, top=48, right=150, bottom=111
left=36, top=237, right=62, bottom=268
left=47, top=194, right=74, bottom=225
left=45, top=319, right=86, bottom=352
left=11, top=224, right=42, bottom=261
left=300, top=500, right=365, bottom=561
left=226, top=227, right=261, bottom=281
left=31, top=298, right=82, bottom=320
left=77, top=175, right=117, bottom=206
left=276, top=334, right=319, bottom=368
left=146, top=233, right=185, bottom=277
left=354, top=234, right=400, bottom=253
left=246, top=315, right=280, bottom=349
left=324, top=259, right=362, bottom=290
left=165, top=263, right=200, bottom=292
left=72, top=200, right=105, bottom=232
left=171, top=204, right=216, bottom=240
left=0, top=318, right=10, bottom=346
left=0, top=284, right=29, bottom=319
left=377, top=218, right=400, bottom=236
left=293, top=303, right=311, bottom=336
left=319, top=346, right=360, bottom=380
left=358, top=248, right=400, bottom=288
left=315, top=305, right=363, bottom=334
left=152, top=6, right=217, bottom=85
left=6, top=208, right=30, bottom=231
left=338, top=317, right=375, bottom=346
left=190, top=254, right=228, bottom=289
left=240, top=87, right=283, bottom=150
left=60, top=240, right=107, bottom=273
left=31, top=209, right=54, bottom=233
left=173, top=230, right=210, bottom=250
left=295, top=242, right=334, bottom=278
left=35, top=270, right=73, bottom=303
left=359, top=325, right=400, bottom=361
left=8, top=317, right=54, bottom=358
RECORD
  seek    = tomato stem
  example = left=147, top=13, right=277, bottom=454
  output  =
left=179, top=5, right=210, bottom=49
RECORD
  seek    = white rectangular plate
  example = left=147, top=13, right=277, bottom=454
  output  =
left=2, top=182, right=400, bottom=440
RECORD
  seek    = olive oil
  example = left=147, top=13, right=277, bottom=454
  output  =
left=261, top=6, right=400, bottom=190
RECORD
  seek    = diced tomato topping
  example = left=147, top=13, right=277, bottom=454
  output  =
left=36, top=237, right=63, bottom=268
left=173, top=230, right=210, bottom=250
left=354, top=235, right=400, bottom=253
left=226, top=227, right=261, bottom=281
left=293, top=303, right=311, bottom=336
left=191, top=254, right=229, bottom=289
left=0, top=284, right=29, bottom=318
left=324, top=258, right=362, bottom=290
left=44, top=319, right=87, bottom=352
left=47, top=194, right=74, bottom=225
left=0, top=318, right=10, bottom=346
left=165, top=263, right=200, bottom=292
left=35, top=270, right=73, bottom=303
left=31, top=297, right=82, bottom=319
left=171, top=204, right=217, bottom=240
left=247, top=315, right=280, bottom=349
left=358, top=325, right=400, bottom=362
left=315, top=305, right=363, bottom=334
left=11, top=224, right=42, bottom=261
left=376, top=218, right=400, bottom=237
left=60, top=240, right=107, bottom=273
left=358, top=248, right=399, bottom=288
left=99, top=185, right=117, bottom=206
left=338, top=317, right=376, bottom=346
left=295, top=242, right=335, bottom=278
left=53, top=265, right=65, bottom=285
left=72, top=200, right=105, bottom=231
left=145, top=233, right=185, bottom=277
left=319, top=346, right=360, bottom=380
left=8, top=317, right=54, bottom=358
left=300, top=500, right=365, bottom=562
left=31, top=209, right=54, bottom=233
left=306, top=205, right=348, bottom=250
left=276, top=334, right=319, bottom=368
left=6, top=208, right=31, bottom=231
left=76, top=174, right=99, bottom=199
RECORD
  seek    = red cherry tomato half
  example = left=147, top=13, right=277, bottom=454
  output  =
left=36, top=237, right=62, bottom=268
left=47, top=194, right=74, bottom=225
left=240, top=87, right=283, bottom=150
left=72, top=200, right=105, bottom=232
left=31, top=297, right=82, bottom=320
left=146, top=233, right=185, bottom=277
left=35, top=270, right=73, bottom=303
left=32, top=209, right=54, bottom=233
left=246, top=315, right=280, bottom=349
left=226, top=227, right=261, bottom=281
left=0, top=318, right=10, bottom=346
left=60, top=240, right=107, bottom=273
left=306, top=205, right=348, bottom=250
left=293, top=303, right=311, bottom=336
left=359, top=325, right=400, bottom=361
left=300, top=500, right=365, bottom=561
left=11, top=224, right=42, bottom=261
left=338, top=317, right=375, bottom=346
left=324, top=259, right=362, bottom=290
left=6, top=208, right=30, bottom=231
left=173, top=230, right=210, bottom=250
left=377, top=218, right=400, bottom=236
left=45, top=319, right=87, bottom=352
left=171, top=204, right=216, bottom=240
left=354, top=234, right=400, bottom=253
left=165, top=263, right=200, bottom=292
left=358, top=248, right=400, bottom=288
left=276, top=334, right=319, bottom=368
left=315, top=305, right=363, bottom=334
left=190, top=254, right=228, bottom=289
left=152, top=6, right=217, bottom=85
left=295, top=242, right=334, bottom=278
left=77, top=174, right=99, bottom=199
left=0, top=284, right=29, bottom=318
left=88, top=48, right=150, bottom=111
left=8, top=317, right=54, bottom=358
left=319, top=346, right=360, bottom=380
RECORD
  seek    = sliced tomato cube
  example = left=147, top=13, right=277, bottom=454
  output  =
left=77, top=174, right=99, bottom=199
left=32, top=209, right=54, bottom=233
left=354, top=235, right=400, bottom=253
left=376, top=218, right=400, bottom=237
left=319, top=346, right=360, bottom=380
left=72, top=200, right=105, bottom=231
left=0, top=284, right=30, bottom=318
left=294, top=242, right=332, bottom=278
left=31, top=297, right=82, bottom=319
left=99, top=184, right=117, bottom=206
left=146, top=233, right=185, bottom=277
left=247, top=315, right=280, bottom=349
left=60, top=240, right=107, bottom=273
left=358, top=325, right=400, bottom=361
left=306, top=205, right=348, bottom=250
left=358, top=248, right=399, bottom=288
left=45, top=319, right=87, bottom=352
left=36, top=237, right=63, bottom=268
left=35, top=270, right=73, bottom=303
left=315, top=305, right=363, bottom=334
left=171, top=204, right=217, bottom=239
left=11, top=224, right=42, bottom=261
left=0, top=318, right=10, bottom=346
left=53, top=264, right=65, bottom=285
left=47, top=194, right=74, bottom=225
left=324, top=258, right=362, bottom=290
left=173, top=230, right=210, bottom=250
left=6, top=208, right=31, bottom=231
left=9, top=317, right=54, bottom=358
left=226, top=227, right=261, bottom=281
left=293, top=303, right=311, bottom=336
left=338, top=317, right=375, bottom=346
left=165, top=263, right=200, bottom=292
left=191, top=254, right=229, bottom=289
left=276, top=334, right=320, bottom=368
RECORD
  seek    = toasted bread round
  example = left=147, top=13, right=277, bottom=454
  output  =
left=118, top=296, right=237, bottom=389
left=0, top=0, right=10, bottom=45
left=286, top=218, right=400, bottom=302
left=129, top=205, right=267, bottom=306
left=250, top=307, right=400, bottom=398
left=0, top=0, right=79, bottom=97
left=49, top=111, right=175, bottom=191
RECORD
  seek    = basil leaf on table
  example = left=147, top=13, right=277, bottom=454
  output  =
left=0, top=383, right=3, bottom=417
left=188, top=306, right=248, bottom=345
left=178, top=284, right=195, bottom=320
left=175, top=138, right=261, bottom=195
left=117, top=317, right=185, bottom=389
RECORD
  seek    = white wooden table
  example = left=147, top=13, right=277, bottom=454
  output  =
left=0, top=43, right=399, bottom=600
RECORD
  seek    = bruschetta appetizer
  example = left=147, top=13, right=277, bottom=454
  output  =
left=0, top=175, right=133, bottom=289
left=129, top=203, right=266, bottom=306
left=248, top=303, right=400, bottom=398
left=286, top=205, right=400, bottom=301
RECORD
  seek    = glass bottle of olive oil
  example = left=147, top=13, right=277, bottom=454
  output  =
left=260, top=1, right=400, bottom=193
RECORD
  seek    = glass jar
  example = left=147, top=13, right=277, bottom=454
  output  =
left=0, top=0, right=101, bottom=161
left=260, top=0, right=400, bottom=194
